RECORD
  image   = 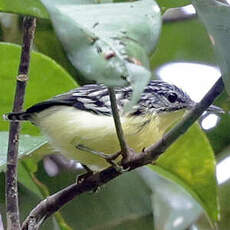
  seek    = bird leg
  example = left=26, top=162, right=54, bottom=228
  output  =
left=76, top=144, right=125, bottom=172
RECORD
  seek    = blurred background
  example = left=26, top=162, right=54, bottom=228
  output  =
left=0, top=1, right=230, bottom=230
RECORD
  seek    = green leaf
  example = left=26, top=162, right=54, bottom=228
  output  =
left=209, top=146, right=230, bottom=229
left=0, top=42, right=76, bottom=135
left=0, top=0, right=49, bottom=19
left=149, top=123, right=218, bottom=225
left=192, top=146, right=230, bottom=229
left=0, top=131, right=70, bottom=227
left=0, top=41, right=76, bottom=195
left=0, top=0, right=126, bottom=19
left=0, top=172, right=56, bottom=229
left=34, top=20, right=83, bottom=83
left=0, top=0, right=110, bottom=19
left=156, top=0, right=190, bottom=11
left=150, top=18, right=216, bottom=70
left=0, top=131, right=47, bottom=172
left=41, top=0, right=161, bottom=105
left=35, top=167, right=154, bottom=230
left=138, top=167, right=203, bottom=230
left=18, top=161, right=43, bottom=198
left=191, top=0, right=230, bottom=95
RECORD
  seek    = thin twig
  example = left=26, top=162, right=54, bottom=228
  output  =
left=6, top=16, right=36, bottom=230
left=22, top=77, right=224, bottom=230
left=108, top=87, right=129, bottom=158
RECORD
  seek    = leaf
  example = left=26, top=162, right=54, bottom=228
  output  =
left=0, top=131, right=71, bottom=228
left=0, top=132, right=47, bottom=171
left=40, top=0, right=161, bottom=106
left=155, top=0, right=190, bottom=11
left=0, top=172, right=56, bottom=229
left=35, top=167, right=154, bottom=230
left=191, top=0, right=230, bottom=95
left=34, top=20, right=82, bottom=83
left=0, top=0, right=127, bottom=19
left=148, top=123, right=218, bottom=225
left=0, top=0, right=112, bottom=19
left=18, top=161, right=43, bottom=198
left=0, top=42, right=76, bottom=135
left=0, top=0, right=49, bottom=19
left=150, top=18, right=216, bottom=70
left=0, top=41, right=76, bottom=194
left=210, top=146, right=230, bottom=229
left=138, top=167, right=202, bottom=230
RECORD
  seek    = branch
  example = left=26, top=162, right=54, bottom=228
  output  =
left=6, top=16, right=36, bottom=230
left=22, top=77, right=224, bottom=230
left=108, top=87, right=129, bottom=158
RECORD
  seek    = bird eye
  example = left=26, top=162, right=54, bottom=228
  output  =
left=167, top=93, right=178, bottom=103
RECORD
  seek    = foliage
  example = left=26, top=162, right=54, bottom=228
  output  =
left=0, top=0, right=230, bottom=230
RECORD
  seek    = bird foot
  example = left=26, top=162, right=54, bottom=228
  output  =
left=76, top=145, right=125, bottom=172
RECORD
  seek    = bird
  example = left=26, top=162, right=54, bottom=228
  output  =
left=4, top=80, right=223, bottom=171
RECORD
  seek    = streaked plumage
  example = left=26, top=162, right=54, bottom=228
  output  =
left=4, top=80, right=220, bottom=171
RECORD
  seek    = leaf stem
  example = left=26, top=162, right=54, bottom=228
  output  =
left=6, top=16, right=36, bottom=230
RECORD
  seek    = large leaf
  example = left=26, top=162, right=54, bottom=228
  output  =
left=34, top=20, right=82, bottom=83
left=149, top=123, right=218, bottom=225
left=0, top=131, right=50, bottom=197
left=0, top=172, right=63, bottom=230
left=0, top=41, right=76, bottom=193
left=155, top=0, right=190, bottom=11
left=0, top=0, right=113, bottom=19
left=0, top=132, right=69, bottom=228
left=191, top=0, right=230, bottom=96
left=150, top=18, right=217, bottom=70
left=36, top=166, right=154, bottom=230
left=0, top=132, right=46, bottom=172
left=138, top=167, right=202, bottom=230
left=0, top=42, right=76, bottom=135
left=40, top=0, right=161, bottom=106
left=194, top=146, right=230, bottom=229
left=0, top=0, right=49, bottom=19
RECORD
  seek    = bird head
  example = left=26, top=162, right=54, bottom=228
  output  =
left=133, top=80, right=223, bottom=115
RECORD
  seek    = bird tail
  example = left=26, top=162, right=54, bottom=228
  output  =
left=3, top=111, right=31, bottom=121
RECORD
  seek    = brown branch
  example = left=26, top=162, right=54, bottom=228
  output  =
left=22, top=77, right=224, bottom=230
left=6, top=16, right=36, bottom=230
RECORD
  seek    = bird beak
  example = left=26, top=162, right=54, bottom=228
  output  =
left=207, top=105, right=225, bottom=114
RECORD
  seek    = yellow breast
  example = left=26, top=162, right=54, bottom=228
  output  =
left=34, top=106, right=185, bottom=171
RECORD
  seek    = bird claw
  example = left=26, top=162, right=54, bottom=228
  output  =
left=76, top=145, right=131, bottom=173
left=76, top=144, right=122, bottom=168
left=106, top=159, right=130, bottom=173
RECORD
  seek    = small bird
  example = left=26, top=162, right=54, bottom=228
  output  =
left=4, top=80, right=223, bottom=171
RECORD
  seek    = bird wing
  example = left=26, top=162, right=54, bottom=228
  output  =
left=26, top=84, right=134, bottom=116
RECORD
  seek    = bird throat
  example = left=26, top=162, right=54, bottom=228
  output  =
left=156, top=109, right=186, bottom=134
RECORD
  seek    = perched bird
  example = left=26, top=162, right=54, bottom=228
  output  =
left=4, top=80, right=223, bottom=171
